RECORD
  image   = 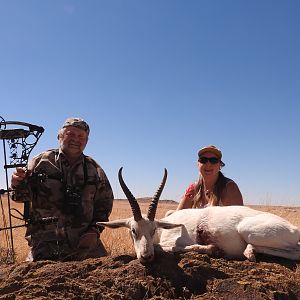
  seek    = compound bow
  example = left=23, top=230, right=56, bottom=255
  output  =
left=0, top=116, right=44, bottom=263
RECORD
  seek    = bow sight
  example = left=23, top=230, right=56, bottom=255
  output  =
left=0, top=116, right=44, bottom=263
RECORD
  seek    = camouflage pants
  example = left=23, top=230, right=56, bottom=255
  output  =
left=26, top=236, right=107, bottom=262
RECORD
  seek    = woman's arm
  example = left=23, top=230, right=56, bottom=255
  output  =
left=176, top=195, right=193, bottom=210
left=176, top=183, right=196, bottom=210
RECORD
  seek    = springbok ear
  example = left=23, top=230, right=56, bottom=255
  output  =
left=156, top=220, right=183, bottom=229
left=96, top=219, right=131, bottom=229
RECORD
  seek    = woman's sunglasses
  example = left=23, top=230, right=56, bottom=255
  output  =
left=198, top=157, right=220, bottom=164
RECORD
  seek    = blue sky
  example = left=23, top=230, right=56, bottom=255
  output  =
left=1, top=1, right=299, bottom=206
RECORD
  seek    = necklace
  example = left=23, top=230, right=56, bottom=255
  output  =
left=205, top=189, right=213, bottom=197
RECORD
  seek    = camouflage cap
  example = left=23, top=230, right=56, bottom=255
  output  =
left=62, top=117, right=90, bottom=135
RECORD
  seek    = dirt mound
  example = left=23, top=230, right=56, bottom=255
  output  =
left=1, top=252, right=299, bottom=300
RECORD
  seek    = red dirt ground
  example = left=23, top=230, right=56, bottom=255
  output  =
left=1, top=251, right=300, bottom=300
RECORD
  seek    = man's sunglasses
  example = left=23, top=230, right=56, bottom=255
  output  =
left=198, top=157, right=220, bottom=164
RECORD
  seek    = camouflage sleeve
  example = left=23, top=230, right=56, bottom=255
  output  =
left=11, top=154, right=42, bottom=203
left=91, top=165, right=114, bottom=228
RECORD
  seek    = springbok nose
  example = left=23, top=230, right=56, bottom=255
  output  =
left=140, top=254, right=154, bottom=264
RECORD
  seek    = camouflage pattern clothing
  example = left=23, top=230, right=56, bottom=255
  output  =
left=12, top=149, right=114, bottom=261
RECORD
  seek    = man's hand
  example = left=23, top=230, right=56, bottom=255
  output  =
left=11, top=167, right=28, bottom=188
left=78, top=230, right=99, bottom=249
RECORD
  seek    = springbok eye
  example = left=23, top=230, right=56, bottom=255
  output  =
left=131, top=228, right=137, bottom=236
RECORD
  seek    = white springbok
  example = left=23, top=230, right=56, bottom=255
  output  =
left=97, top=168, right=300, bottom=264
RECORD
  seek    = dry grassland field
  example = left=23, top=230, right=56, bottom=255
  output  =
left=1, top=196, right=300, bottom=262
left=0, top=197, right=179, bottom=262
left=1, top=195, right=300, bottom=299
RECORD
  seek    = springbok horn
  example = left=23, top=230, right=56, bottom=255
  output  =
left=147, top=168, right=168, bottom=221
left=118, top=167, right=142, bottom=221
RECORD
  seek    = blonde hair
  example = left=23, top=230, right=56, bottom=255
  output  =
left=191, top=171, right=229, bottom=208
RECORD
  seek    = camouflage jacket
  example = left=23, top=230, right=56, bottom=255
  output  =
left=12, top=149, right=114, bottom=244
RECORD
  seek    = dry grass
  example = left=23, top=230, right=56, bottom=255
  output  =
left=0, top=196, right=177, bottom=262
left=1, top=194, right=300, bottom=263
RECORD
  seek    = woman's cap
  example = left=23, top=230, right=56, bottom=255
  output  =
left=198, top=145, right=222, bottom=159
left=62, top=117, right=90, bottom=135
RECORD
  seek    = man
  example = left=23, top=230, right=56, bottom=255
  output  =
left=11, top=117, right=114, bottom=261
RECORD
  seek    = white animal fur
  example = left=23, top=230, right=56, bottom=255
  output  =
left=98, top=206, right=300, bottom=263
left=97, top=168, right=300, bottom=264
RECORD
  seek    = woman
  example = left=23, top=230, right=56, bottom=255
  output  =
left=177, top=145, right=243, bottom=210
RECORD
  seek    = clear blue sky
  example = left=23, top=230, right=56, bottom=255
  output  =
left=1, top=1, right=299, bottom=206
